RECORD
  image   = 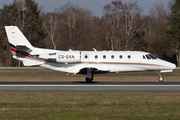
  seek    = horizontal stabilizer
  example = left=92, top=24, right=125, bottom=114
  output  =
left=13, top=57, right=44, bottom=66
left=16, top=45, right=32, bottom=51
left=23, top=60, right=44, bottom=66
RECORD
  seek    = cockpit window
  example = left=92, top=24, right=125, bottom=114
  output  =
left=148, top=54, right=157, bottom=59
left=143, top=55, right=146, bottom=59
left=145, top=54, right=157, bottom=60
left=146, top=55, right=151, bottom=59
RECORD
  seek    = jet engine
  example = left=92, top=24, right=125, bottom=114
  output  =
left=46, top=51, right=81, bottom=63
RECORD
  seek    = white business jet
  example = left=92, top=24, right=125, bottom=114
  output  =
left=5, top=26, right=176, bottom=82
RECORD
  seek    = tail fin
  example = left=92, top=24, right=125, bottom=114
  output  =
left=5, top=26, right=44, bottom=66
left=5, top=26, right=34, bottom=50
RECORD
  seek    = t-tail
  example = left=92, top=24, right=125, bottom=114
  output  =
left=5, top=26, right=45, bottom=66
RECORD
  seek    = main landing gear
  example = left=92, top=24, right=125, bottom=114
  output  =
left=156, top=71, right=164, bottom=82
left=86, top=77, right=93, bottom=83
left=85, top=68, right=94, bottom=83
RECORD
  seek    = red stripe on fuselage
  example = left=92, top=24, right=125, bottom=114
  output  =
left=10, top=47, right=45, bottom=62
left=87, top=62, right=160, bottom=66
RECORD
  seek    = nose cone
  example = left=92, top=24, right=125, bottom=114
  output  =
left=167, top=62, right=176, bottom=70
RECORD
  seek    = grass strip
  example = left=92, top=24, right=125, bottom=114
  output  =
left=0, top=92, right=180, bottom=120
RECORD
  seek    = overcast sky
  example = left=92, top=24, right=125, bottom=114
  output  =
left=0, top=0, right=170, bottom=17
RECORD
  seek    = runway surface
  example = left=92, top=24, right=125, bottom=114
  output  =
left=0, top=81, right=180, bottom=92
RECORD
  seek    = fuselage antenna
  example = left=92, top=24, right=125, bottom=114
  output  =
left=93, top=48, right=97, bottom=51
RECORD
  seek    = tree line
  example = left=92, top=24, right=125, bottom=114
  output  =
left=0, top=0, right=179, bottom=66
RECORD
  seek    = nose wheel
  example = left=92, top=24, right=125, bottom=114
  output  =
left=158, top=76, right=164, bottom=82
left=156, top=71, right=164, bottom=82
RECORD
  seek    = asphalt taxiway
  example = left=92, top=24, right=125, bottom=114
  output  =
left=0, top=81, right=180, bottom=92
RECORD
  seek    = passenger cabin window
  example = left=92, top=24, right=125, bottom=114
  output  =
left=103, top=55, right=106, bottom=59
left=128, top=55, right=131, bottom=59
left=119, top=55, right=123, bottom=59
left=111, top=55, right=114, bottom=59
left=95, top=55, right=98, bottom=59
left=85, top=55, right=88, bottom=59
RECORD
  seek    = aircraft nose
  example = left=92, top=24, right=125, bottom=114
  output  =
left=167, top=62, right=176, bottom=70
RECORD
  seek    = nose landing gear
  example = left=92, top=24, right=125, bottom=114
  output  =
left=158, top=76, right=164, bottom=82
left=156, top=71, right=164, bottom=82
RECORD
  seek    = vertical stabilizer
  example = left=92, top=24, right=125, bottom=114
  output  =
left=5, top=26, right=44, bottom=66
left=5, top=26, right=34, bottom=49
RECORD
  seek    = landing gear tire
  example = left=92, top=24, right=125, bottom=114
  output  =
left=86, top=77, right=93, bottom=83
left=156, top=71, right=164, bottom=82
left=158, top=76, right=164, bottom=82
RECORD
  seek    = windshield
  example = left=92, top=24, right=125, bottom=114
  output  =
left=145, top=55, right=151, bottom=59
left=148, top=54, right=157, bottom=59
left=144, top=54, right=157, bottom=60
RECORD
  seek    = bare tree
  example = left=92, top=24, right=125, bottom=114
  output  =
left=43, top=13, right=59, bottom=50
left=58, top=2, right=78, bottom=49
left=121, top=1, right=144, bottom=50
left=149, top=2, right=170, bottom=29
left=103, top=0, right=144, bottom=50
left=13, top=0, right=35, bottom=34
left=103, top=1, right=123, bottom=50
left=54, top=2, right=93, bottom=50
left=144, top=2, right=171, bottom=58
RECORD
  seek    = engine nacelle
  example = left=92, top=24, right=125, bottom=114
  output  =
left=56, top=51, right=81, bottom=63
left=46, top=51, right=81, bottom=63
